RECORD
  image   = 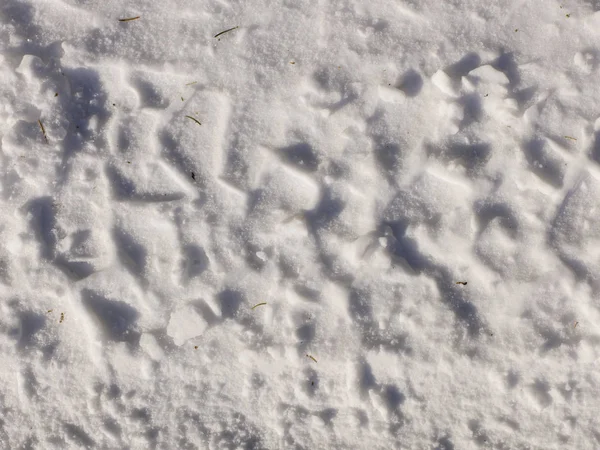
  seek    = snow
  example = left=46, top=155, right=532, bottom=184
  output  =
left=1, top=0, right=600, bottom=448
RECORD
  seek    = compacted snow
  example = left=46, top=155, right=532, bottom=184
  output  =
left=1, top=0, right=600, bottom=448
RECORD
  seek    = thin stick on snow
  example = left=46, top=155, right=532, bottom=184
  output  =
left=185, top=115, right=202, bottom=126
left=38, top=120, right=48, bottom=143
left=251, top=302, right=267, bottom=310
left=214, top=26, right=239, bottom=39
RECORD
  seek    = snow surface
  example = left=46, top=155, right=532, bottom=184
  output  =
left=1, top=0, right=600, bottom=448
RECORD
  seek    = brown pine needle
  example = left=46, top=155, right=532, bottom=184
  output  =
left=455, top=281, right=468, bottom=285
left=564, top=135, right=577, bottom=141
left=38, top=120, right=48, bottom=143
left=214, top=26, right=239, bottom=38
left=185, top=115, right=202, bottom=126
left=119, top=16, right=140, bottom=22
left=306, top=354, right=317, bottom=363
left=251, top=302, right=267, bottom=310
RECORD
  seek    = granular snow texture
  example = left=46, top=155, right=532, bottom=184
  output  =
left=1, top=0, right=600, bottom=448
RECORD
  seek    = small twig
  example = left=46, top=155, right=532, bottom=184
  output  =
left=306, top=354, right=317, bottom=363
left=251, top=302, right=267, bottom=310
left=185, top=115, right=202, bottom=126
left=38, top=120, right=48, bottom=143
left=564, top=136, right=577, bottom=141
left=119, top=16, right=140, bottom=22
left=455, top=281, right=468, bottom=286
left=574, top=321, right=578, bottom=328
left=214, top=26, right=239, bottom=38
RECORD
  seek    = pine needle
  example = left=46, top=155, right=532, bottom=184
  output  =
left=251, top=302, right=267, bottom=310
left=214, top=26, right=239, bottom=38
left=38, top=120, right=48, bottom=143
left=185, top=115, right=202, bottom=126
left=306, top=354, right=317, bottom=363
left=119, top=16, right=140, bottom=22
left=564, top=136, right=577, bottom=141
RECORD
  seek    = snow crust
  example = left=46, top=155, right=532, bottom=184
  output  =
left=1, top=0, right=600, bottom=448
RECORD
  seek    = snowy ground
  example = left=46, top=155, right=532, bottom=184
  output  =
left=1, top=0, right=600, bottom=448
